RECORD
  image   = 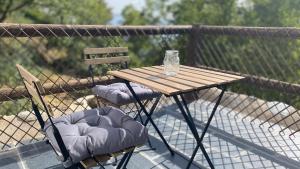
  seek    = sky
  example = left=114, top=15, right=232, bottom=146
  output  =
left=105, top=0, right=248, bottom=24
left=105, top=0, right=145, bottom=24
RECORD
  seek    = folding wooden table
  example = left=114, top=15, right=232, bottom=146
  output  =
left=108, top=65, right=245, bottom=169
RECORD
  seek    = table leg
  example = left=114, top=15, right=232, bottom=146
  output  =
left=144, top=96, right=161, bottom=126
left=124, top=80, right=174, bottom=156
left=134, top=98, right=160, bottom=149
left=173, top=85, right=226, bottom=169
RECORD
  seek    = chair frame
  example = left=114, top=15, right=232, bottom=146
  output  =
left=84, top=47, right=151, bottom=122
left=83, top=47, right=160, bottom=149
left=85, top=47, right=175, bottom=155
left=16, top=64, right=135, bottom=169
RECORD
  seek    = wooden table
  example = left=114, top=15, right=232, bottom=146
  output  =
left=109, top=65, right=245, bottom=169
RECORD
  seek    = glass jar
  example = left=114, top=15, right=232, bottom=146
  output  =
left=163, top=50, right=180, bottom=76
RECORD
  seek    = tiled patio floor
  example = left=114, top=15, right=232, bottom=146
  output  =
left=0, top=99, right=299, bottom=169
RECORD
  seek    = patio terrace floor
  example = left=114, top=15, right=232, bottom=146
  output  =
left=0, top=99, right=300, bottom=169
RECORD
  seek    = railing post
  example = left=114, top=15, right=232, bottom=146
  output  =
left=186, top=25, right=207, bottom=66
left=184, top=25, right=203, bottom=101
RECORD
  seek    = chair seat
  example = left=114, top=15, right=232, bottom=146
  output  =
left=92, top=82, right=160, bottom=105
left=44, top=106, right=148, bottom=165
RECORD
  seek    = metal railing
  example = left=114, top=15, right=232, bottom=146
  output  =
left=0, top=24, right=190, bottom=150
left=0, top=23, right=300, bottom=151
left=188, top=25, right=300, bottom=137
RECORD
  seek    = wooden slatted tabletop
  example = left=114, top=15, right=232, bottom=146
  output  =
left=108, top=65, right=245, bottom=96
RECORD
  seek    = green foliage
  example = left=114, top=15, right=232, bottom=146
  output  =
left=0, top=0, right=112, bottom=86
left=240, top=0, right=300, bottom=26
left=10, top=0, right=112, bottom=24
left=0, top=0, right=35, bottom=22
left=170, top=0, right=238, bottom=25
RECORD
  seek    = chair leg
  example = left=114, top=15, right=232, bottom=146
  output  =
left=122, top=150, right=134, bottom=169
left=116, top=152, right=130, bottom=169
left=134, top=101, right=154, bottom=149
left=65, top=163, right=84, bottom=169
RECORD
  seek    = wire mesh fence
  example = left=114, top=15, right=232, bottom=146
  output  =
left=0, top=24, right=189, bottom=150
left=189, top=25, right=300, bottom=138
left=0, top=23, right=300, bottom=153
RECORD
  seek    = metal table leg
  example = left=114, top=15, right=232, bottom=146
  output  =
left=134, top=98, right=160, bottom=149
left=173, top=85, right=226, bottom=169
left=124, top=80, right=174, bottom=156
left=144, top=96, right=161, bottom=126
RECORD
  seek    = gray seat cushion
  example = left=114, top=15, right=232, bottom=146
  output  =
left=92, top=82, right=160, bottom=105
left=44, top=106, right=148, bottom=165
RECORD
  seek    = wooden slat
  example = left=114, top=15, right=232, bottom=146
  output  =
left=84, top=56, right=130, bottom=65
left=178, top=66, right=238, bottom=81
left=152, top=66, right=228, bottom=83
left=24, top=81, right=53, bottom=116
left=80, top=146, right=135, bottom=168
left=121, top=69, right=193, bottom=91
left=16, top=64, right=39, bottom=83
left=149, top=66, right=218, bottom=86
left=16, top=64, right=53, bottom=115
left=24, top=81, right=44, bottom=107
left=84, top=47, right=128, bottom=55
left=135, top=67, right=203, bottom=88
left=180, top=65, right=244, bottom=79
left=109, top=65, right=245, bottom=95
left=108, top=71, right=179, bottom=95
left=80, top=155, right=110, bottom=169
left=16, top=64, right=45, bottom=94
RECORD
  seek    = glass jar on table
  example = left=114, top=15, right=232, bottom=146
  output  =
left=163, top=50, right=180, bottom=76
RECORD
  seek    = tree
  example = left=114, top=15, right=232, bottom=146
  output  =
left=170, top=0, right=238, bottom=25
left=0, top=0, right=112, bottom=85
left=121, top=1, right=183, bottom=67
left=239, top=0, right=300, bottom=27
left=0, top=0, right=34, bottom=22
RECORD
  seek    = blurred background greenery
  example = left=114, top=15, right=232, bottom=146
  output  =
left=1, top=0, right=300, bottom=86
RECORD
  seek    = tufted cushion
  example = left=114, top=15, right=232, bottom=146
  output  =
left=44, top=106, right=148, bottom=165
left=92, top=82, right=160, bottom=105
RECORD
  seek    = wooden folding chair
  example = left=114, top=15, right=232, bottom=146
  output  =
left=84, top=47, right=131, bottom=108
left=16, top=64, right=148, bottom=169
left=84, top=47, right=162, bottom=149
left=84, top=47, right=160, bottom=119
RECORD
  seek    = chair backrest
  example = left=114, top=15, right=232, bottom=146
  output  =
left=83, top=47, right=130, bottom=65
left=16, top=64, right=70, bottom=161
left=16, top=64, right=53, bottom=118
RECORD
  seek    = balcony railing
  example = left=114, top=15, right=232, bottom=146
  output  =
left=0, top=24, right=299, bottom=168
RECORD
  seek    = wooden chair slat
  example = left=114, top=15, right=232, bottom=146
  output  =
left=84, top=56, right=130, bottom=65
left=16, top=64, right=45, bottom=94
left=23, top=81, right=44, bottom=107
left=80, top=146, right=136, bottom=168
left=16, top=64, right=39, bottom=83
left=84, top=47, right=128, bottom=55
left=16, top=64, right=52, bottom=115
left=80, top=155, right=111, bottom=169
